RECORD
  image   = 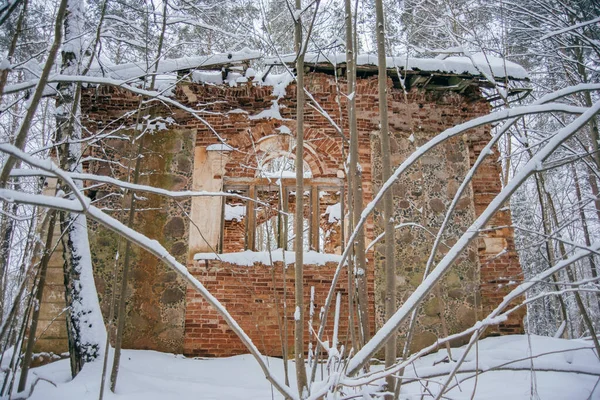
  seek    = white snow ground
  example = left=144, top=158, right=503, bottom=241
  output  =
left=12, top=335, right=600, bottom=399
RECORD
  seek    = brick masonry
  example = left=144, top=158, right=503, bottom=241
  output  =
left=76, top=70, right=524, bottom=358
left=184, top=260, right=375, bottom=357
left=33, top=212, right=69, bottom=356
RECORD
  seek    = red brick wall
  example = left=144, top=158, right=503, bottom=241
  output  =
left=79, top=70, right=524, bottom=358
left=468, top=135, right=525, bottom=334
left=184, top=260, right=375, bottom=357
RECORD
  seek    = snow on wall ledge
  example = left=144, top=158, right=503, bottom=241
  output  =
left=193, top=250, right=345, bottom=266
left=264, top=52, right=529, bottom=80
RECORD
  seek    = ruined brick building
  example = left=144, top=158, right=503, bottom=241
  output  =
left=36, top=50, right=527, bottom=358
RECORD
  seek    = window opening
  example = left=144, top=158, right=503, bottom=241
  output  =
left=220, top=156, right=343, bottom=254
left=258, top=155, right=312, bottom=179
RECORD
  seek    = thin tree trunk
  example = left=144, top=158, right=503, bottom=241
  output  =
left=374, top=0, right=397, bottom=395
left=542, top=178, right=600, bottom=357
left=3, top=280, right=31, bottom=396
left=0, top=202, right=18, bottom=320
left=345, top=0, right=369, bottom=350
left=99, top=243, right=122, bottom=400
left=571, top=164, right=600, bottom=288
left=533, top=173, right=571, bottom=337
left=521, top=125, right=571, bottom=336
left=0, top=210, right=48, bottom=346
left=0, top=203, right=40, bottom=395
left=293, top=0, right=308, bottom=395
left=109, top=137, right=144, bottom=392
left=573, top=44, right=600, bottom=219
left=575, top=52, right=600, bottom=168
left=587, top=169, right=600, bottom=223
left=278, top=184, right=290, bottom=387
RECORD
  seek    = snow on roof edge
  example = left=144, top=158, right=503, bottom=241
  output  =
left=87, top=49, right=527, bottom=83
left=263, top=52, right=529, bottom=80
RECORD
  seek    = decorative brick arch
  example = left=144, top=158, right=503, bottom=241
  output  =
left=291, top=128, right=328, bottom=177
left=236, top=131, right=327, bottom=178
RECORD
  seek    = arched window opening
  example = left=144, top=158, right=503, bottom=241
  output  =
left=257, top=154, right=312, bottom=179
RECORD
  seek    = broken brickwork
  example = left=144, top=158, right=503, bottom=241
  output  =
left=71, top=69, right=524, bottom=358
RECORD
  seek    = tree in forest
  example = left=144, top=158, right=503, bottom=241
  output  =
left=500, top=0, right=600, bottom=340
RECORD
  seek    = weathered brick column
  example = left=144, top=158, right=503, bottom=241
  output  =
left=33, top=179, right=68, bottom=358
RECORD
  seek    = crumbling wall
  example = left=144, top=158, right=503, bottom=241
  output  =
left=368, top=87, right=483, bottom=351
left=468, top=134, right=525, bottom=334
left=77, top=70, right=523, bottom=358
left=81, top=88, right=193, bottom=353
left=367, top=84, right=524, bottom=352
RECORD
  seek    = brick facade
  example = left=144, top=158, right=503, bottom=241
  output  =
left=74, top=69, right=523, bottom=358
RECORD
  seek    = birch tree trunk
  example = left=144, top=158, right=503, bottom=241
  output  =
left=57, top=0, right=106, bottom=377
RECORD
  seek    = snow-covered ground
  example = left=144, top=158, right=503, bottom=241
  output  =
left=14, top=335, right=600, bottom=399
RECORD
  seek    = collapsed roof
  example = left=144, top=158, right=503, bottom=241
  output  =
left=4, top=48, right=529, bottom=101
left=89, top=48, right=528, bottom=83
left=264, top=52, right=528, bottom=80
left=263, top=52, right=529, bottom=98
